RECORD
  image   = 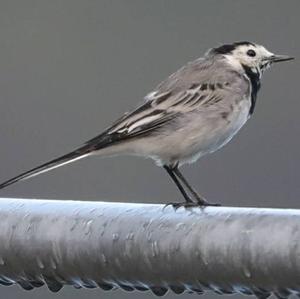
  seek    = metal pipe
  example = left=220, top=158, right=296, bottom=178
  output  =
left=0, top=198, right=299, bottom=297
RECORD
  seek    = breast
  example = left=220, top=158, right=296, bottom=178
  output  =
left=177, top=96, right=251, bottom=166
left=212, top=97, right=251, bottom=149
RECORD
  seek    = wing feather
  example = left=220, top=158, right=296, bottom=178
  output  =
left=84, top=58, right=249, bottom=149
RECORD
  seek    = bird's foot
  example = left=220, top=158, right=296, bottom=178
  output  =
left=198, top=201, right=221, bottom=208
left=198, top=200, right=221, bottom=207
left=194, top=196, right=221, bottom=207
left=164, top=201, right=204, bottom=210
left=164, top=200, right=221, bottom=210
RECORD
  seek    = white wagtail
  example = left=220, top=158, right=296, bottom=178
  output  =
left=0, top=41, right=293, bottom=207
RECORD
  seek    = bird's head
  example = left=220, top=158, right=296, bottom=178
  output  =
left=209, top=41, right=294, bottom=75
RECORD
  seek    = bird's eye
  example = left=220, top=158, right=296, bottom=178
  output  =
left=247, top=49, right=256, bottom=57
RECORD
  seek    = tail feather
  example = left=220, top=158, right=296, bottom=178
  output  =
left=0, top=146, right=92, bottom=190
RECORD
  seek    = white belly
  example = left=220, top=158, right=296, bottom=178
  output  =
left=146, top=98, right=251, bottom=166
left=180, top=99, right=251, bottom=165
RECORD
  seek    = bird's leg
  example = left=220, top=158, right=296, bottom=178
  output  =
left=172, top=167, right=221, bottom=207
left=163, top=165, right=197, bottom=209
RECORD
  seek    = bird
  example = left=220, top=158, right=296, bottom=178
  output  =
left=0, top=41, right=294, bottom=208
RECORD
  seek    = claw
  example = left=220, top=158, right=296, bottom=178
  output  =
left=195, top=196, right=221, bottom=207
left=164, top=202, right=202, bottom=210
left=199, top=201, right=221, bottom=207
left=164, top=201, right=221, bottom=210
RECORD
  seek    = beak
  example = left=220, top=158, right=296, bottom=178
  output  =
left=268, top=54, right=294, bottom=63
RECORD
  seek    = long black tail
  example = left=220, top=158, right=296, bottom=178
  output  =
left=0, top=146, right=93, bottom=190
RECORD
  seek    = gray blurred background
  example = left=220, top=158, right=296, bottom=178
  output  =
left=0, top=0, right=299, bottom=298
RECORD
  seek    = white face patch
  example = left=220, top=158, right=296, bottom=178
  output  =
left=224, top=44, right=274, bottom=71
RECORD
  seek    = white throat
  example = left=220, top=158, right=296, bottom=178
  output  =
left=223, top=55, right=244, bottom=71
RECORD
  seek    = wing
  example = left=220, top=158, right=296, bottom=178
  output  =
left=85, top=57, right=249, bottom=150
